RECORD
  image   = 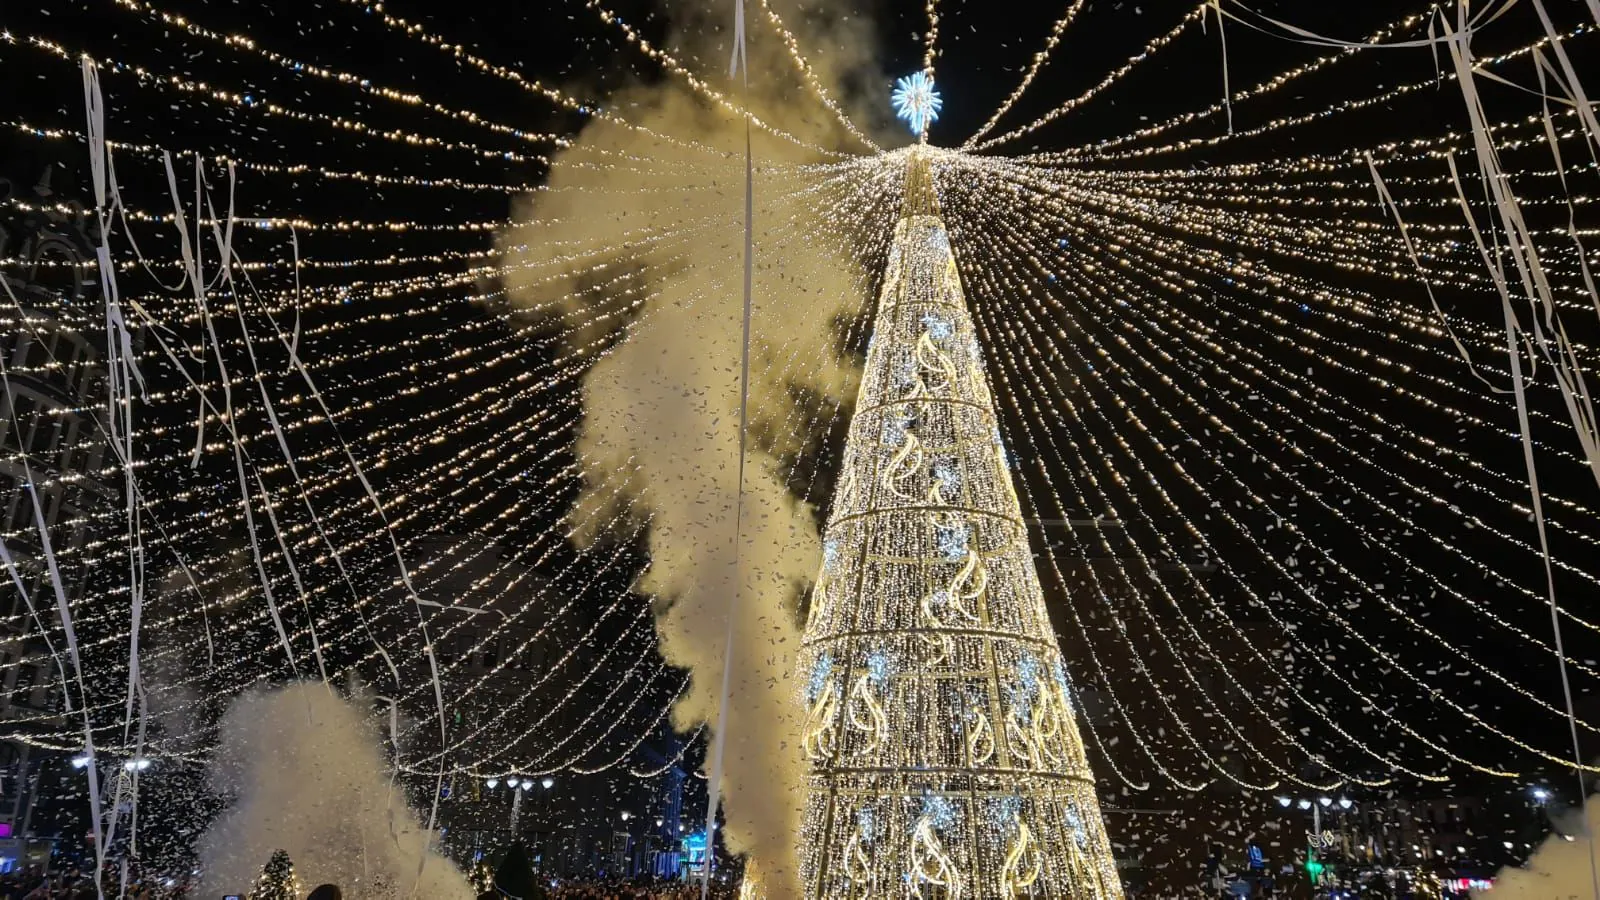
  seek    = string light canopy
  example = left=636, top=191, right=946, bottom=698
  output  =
left=0, top=1, right=1597, bottom=882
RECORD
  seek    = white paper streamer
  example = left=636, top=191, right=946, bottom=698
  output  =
left=1364, top=154, right=1505, bottom=393
left=161, top=150, right=303, bottom=681
left=1436, top=10, right=1600, bottom=895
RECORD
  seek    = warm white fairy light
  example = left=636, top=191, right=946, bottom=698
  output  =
left=961, top=0, right=1089, bottom=149
left=973, top=3, right=1211, bottom=151
left=3, top=0, right=1598, bottom=808
left=938, top=152, right=1600, bottom=775
left=757, top=0, right=881, bottom=153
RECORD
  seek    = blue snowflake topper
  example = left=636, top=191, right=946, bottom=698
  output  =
left=892, top=72, right=943, bottom=135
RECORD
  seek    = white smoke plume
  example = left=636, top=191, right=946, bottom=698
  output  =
left=197, top=682, right=474, bottom=899
left=498, top=3, right=895, bottom=892
left=1481, top=795, right=1600, bottom=900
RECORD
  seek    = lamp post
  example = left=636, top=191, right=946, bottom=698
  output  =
left=508, top=779, right=524, bottom=836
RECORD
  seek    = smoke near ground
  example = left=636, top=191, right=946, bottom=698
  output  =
left=498, top=3, right=895, bottom=891
left=197, top=682, right=473, bottom=900
left=1483, top=796, right=1600, bottom=900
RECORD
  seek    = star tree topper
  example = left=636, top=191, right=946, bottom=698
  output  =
left=892, top=71, right=942, bottom=138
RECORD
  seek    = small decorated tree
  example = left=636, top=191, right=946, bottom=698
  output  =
left=492, top=844, right=541, bottom=899
left=469, top=859, right=495, bottom=895
left=249, top=848, right=300, bottom=900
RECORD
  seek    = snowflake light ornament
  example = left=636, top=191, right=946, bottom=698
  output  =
left=892, top=72, right=943, bottom=136
left=935, top=521, right=969, bottom=562
left=920, top=793, right=960, bottom=831
left=807, top=653, right=834, bottom=702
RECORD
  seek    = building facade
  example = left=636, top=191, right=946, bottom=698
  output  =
left=0, top=165, right=117, bottom=871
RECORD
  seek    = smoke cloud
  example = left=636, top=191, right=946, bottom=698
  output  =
left=1481, top=795, right=1600, bottom=900
left=198, top=682, right=474, bottom=899
left=498, top=2, right=895, bottom=891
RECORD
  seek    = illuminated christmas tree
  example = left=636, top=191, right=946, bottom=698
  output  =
left=795, top=144, right=1126, bottom=899
left=250, top=849, right=300, bottom=900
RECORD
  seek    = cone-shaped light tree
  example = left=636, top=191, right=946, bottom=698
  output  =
left=795, top=149, right=1126, bottom=899
left=249, top=849, right=300, bottom=900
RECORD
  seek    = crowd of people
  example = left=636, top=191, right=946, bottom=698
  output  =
left=539, top=882, right=738, bottom=900
left=0, top=870, right=188, bottom=900
left=0, top=870, right=735, bottom=899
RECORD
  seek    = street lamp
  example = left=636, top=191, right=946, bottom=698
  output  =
left=1338, top=797, right=1353, bottom=810
left=1277, top=797, right=1293, bottom=807
left=485, top=778, right=499, bottom=789
left=1532, top=787, right=1551, bottom=802
left=1298, top=799, right=1313, bottom=811
left=1318, top=797, right=1333, bottom=808
left=506, top=778, right=521, bottom=789
left=542, top=777, right=554, bottom=789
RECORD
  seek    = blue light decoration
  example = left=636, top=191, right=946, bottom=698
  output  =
left=921, top=311, right=954, bottom=342
left=920, top=793, right=960, bottom=831
left=866, top=648, right=894, bottom=686
left=892, top=72, right=943, bottom=135
left=889, top=350, right=919, bottom=396
left=682, top=831, right=709, bottom=871
left=857, top=805, right=877, bottom=839
left=1009, top=652, right=1043, bottom=723
left=1064, top=801, right=1089, bottom=847
left=986, top=795, right=1025, bottom=845
left=808, top=653, right=834, bottom=702
left=883, top=406, right=916, bottom=445
left=935, top=521, right=969, bottom=562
